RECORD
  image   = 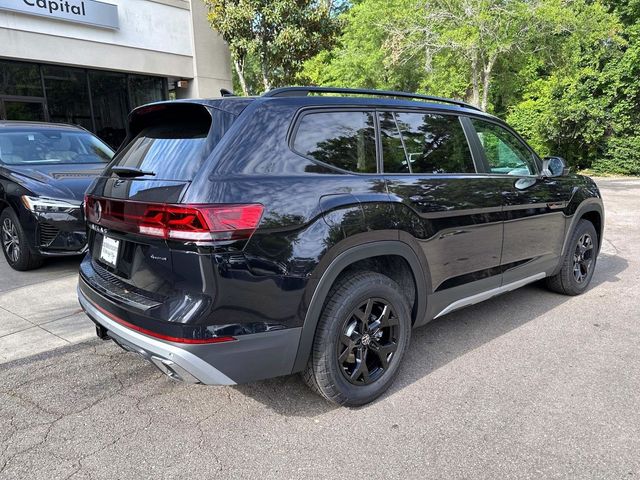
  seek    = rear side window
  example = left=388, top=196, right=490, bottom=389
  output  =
left=112, top=108, right=235, bottom=181
left=293, top=111, right=377, bottom=173
left=379, top=111, right=475, bottom=174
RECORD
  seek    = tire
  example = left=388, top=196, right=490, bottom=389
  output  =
left=546, top=219, right=598, bottom=296
left=302, top=271, right=412, bottom=407
left=0, top=208, right=44, bottom=271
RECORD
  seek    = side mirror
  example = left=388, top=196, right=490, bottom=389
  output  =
left=542, top=156, right=570, bottom=177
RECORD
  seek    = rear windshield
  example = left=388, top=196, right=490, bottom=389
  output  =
left=0, top=128, right=114, bottom=165
left=111, top=108, right=235, bottom=181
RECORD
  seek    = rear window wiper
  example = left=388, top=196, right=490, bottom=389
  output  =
left=111, top=166, right=156, bottom=178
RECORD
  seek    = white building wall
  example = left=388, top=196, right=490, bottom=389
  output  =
left=0, top=0, right=231, bottom=97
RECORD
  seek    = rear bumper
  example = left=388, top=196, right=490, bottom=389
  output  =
left=79, top=287, right=236, bottom=385
left=77, top=285, right=302, bottom=385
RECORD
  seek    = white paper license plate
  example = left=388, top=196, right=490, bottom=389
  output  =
left=100, top=236, right=120, bottom=267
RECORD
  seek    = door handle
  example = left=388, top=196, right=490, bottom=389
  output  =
left=547, top=201, right=568, bottom=210
left=438, top=230, right=468, bottom=239
left=501, top=191, right=518, bottom=198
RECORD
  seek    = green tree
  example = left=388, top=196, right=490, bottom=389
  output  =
left=301, top=0, right=422, bottom=91
left=250, top=0, right=640, bottom=174
left=597, top=24, right=640, bottom=174
left=506, top=1, right=628, bottom=171
left=205, top=0, right=341, bottom=95
left=385, top=0, right=573, bottom=111
left=594, top=0, right=640, bottom=174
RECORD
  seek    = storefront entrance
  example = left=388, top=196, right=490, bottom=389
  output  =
left=0, top=96, right=48, bottom=122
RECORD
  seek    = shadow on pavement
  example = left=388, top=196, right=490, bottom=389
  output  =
left=0, top=252, right=628, bottom=418
left=234, top=251, right=628, bottom=415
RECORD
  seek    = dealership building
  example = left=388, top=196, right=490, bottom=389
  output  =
left=0, top=0, right=232, bottom=147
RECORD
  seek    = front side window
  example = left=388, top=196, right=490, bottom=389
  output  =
left=471, top=119, right=538, bottom=175
left=0, top=129, right=113, bottom=165
left=293, top=111, right=377, bottom=173
left=379, top=111, right=475, bottom=174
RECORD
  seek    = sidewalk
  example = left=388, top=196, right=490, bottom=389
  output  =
left=0, top=258, right=94, bottom=364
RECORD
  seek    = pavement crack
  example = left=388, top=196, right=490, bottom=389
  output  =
left=0, top=413, right=64, bottom=476
left=603, top=237, right=621, bottom=254
left=194, top=403, right=225, bottom=472
left=0, top=365, right=132, bottom=475
left=68, top=390, right=154, bottom=478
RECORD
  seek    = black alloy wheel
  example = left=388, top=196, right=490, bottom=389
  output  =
left=303, top=271, right=411, bottom=406
left=546, top=219, right=598, bottom=296
left=573, top=233, right=594, bottom=284
left=338, top=298, right=400, bottom=385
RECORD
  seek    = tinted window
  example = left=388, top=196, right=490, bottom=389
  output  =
left=129, top=75, right=165, bottom=109
left=90, top=71, right=129, bottom=149
left=0, top=129, right=113, bottom=165
left=0, top=60, right=43, bottom=97
left=42, top=66, right=92, bottom=131
left=3, top=101, right=46, bottom=122
left=111, top=109, right=235, bottom=181
left=471, top=119, right=537, bottom=175
left=294, top=111, right=376, bottom=173
left=380, top=112, right=474, bottom=174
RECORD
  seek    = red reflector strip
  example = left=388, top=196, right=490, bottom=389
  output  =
left=91, top=301, right=236, bottom=345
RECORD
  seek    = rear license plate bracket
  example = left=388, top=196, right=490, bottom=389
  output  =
left=100, top=236, right=120, bottom=268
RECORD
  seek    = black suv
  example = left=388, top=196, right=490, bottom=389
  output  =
left=78, top=87, right=604, bottom=406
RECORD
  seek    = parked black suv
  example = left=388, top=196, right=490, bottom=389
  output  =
left=78, top=87, right=604, bottom=406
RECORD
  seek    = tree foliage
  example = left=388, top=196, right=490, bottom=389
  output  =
left=504, top=1, right=640, bottom=174
left=301, top=0, right=422, bottom=91
left=208, top=0, right=640, bottom=174
left=204, top=0, right=341, bottom=94
left=385, top=0, right=556, bottom=111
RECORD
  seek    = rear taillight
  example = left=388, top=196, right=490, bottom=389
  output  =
left=85, top=196, right=263, bottom=242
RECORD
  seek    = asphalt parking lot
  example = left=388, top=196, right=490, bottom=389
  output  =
left=0, top=177, right=638, bottom=479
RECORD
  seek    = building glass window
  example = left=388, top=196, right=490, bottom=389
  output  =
left=90, top=71, right=129, bottom=149
left=0, top=60, right=167, bottom=147
left=2, top=101, right=46, bottom=122
left=129, top=75, right=165, bottom=109
left=0, top=60, right=43, bottom=97
left=42, top=65, right=93, bottom=130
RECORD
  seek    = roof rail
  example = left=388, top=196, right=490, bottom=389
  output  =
left=262, top=86, right=482, bottom=111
